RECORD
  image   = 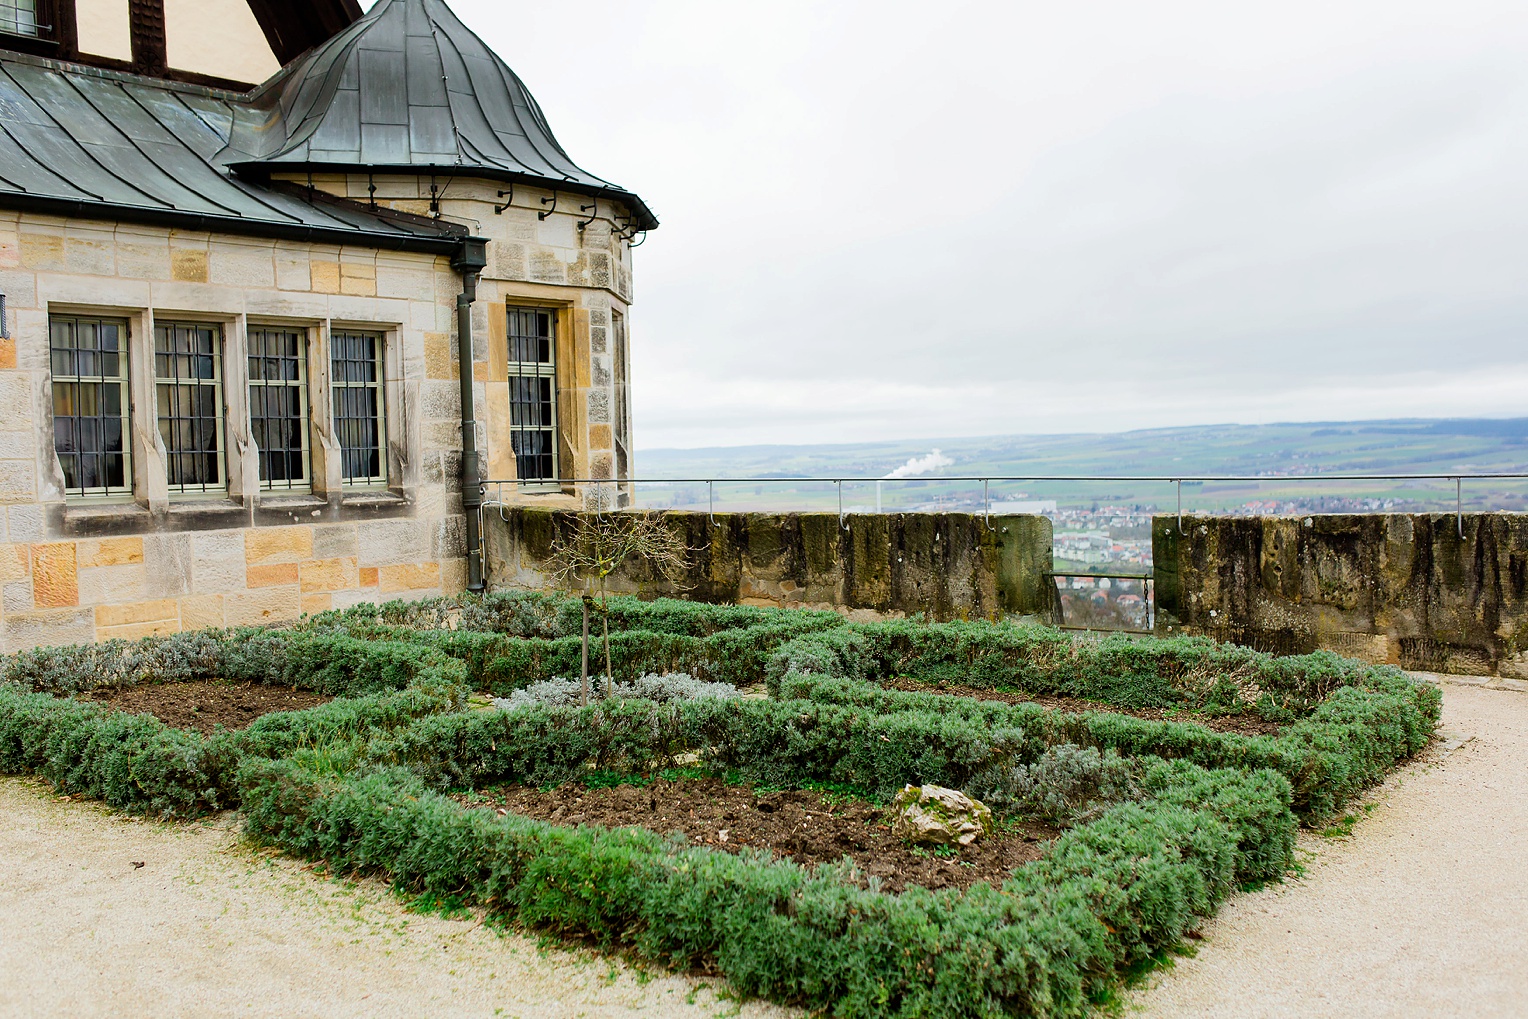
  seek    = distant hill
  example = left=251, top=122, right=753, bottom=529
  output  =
left=633, top=419, right=1528, bottom=515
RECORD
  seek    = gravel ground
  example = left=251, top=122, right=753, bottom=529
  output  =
left=0, top=777, right=798, bottom=1019
left=1131, top=682, right=1528, bottom=1018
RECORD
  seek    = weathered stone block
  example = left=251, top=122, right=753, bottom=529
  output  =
left=245, top=526, right=314, bottom=565
left=301, top=592, right=333, bottom=616
left=77, top=536, right=144, bottom=568
left=247, top=562, right=300, bottom=587
left=224, top=586, right=300, bottom=627
left=5, top=607, right=94, bottom=651
left=171, top=248, right=209, bottom=283
left=312, top=525, right=359, bottom=560
left=310, top=259, right=340, bottom=294
left=299, top=556, right=357, bottom=592
left=0, top=542, right=28, bottom=582
left=31, top=542, right=77, bottom=608
left=77, top=564, right=147, bottom=606
left=143, top=533, right=193, bottom=599
left=190, top=531, right=247, bottom=594
left=340, top=261, right=377, bottom=296
left=379, top=561, right=440, bottom=593
left=97, top=619, right=179, bottom=641
left=358, top=519, right=433, bottom=567
left=95, top=598, right=179, bottom=628
left=179, top=593, right=224, bottom=630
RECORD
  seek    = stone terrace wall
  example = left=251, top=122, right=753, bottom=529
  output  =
left=1154, top=513, right=1528, bottom=677
left=485, top=509, right=1055, bottom=622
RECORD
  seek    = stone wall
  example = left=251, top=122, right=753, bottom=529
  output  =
left=0, top=170, right=640, bottom=651
left=0, top=211, right=474, bottom=649
left=485, top=509, right=1055, bottom=621
left=1154, top=513, right=1528, bottom=677
left=290, top=173, right=638, bottom=499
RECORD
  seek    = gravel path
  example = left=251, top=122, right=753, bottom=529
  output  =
left=0, top=777, right=797, bottom=1019
left=1131, top=682, right=1528, bottom=1018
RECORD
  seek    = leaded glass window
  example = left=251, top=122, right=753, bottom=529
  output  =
left=51, top=315, right=131, bottom=498
left=331, top=330, right=386, bottom=486
left=248, top=327, right=310, bottom=491
left=155, top=322, right=225, bottom=494
left=612, top=310, right=631, bottom=481
left=507, top=307, right=558, bottom=484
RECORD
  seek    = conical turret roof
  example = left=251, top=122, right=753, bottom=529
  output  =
left=225, top=0, right=656, bottom=229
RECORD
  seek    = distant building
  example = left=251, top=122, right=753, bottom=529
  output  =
left=0, top=0, right=654, bottom=648
left=992, top=500, right=1058, bottom=515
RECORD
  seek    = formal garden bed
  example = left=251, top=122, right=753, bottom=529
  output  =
left=81, top=679, right=331, bottom=734
left=455, top=775, right=1058, bottom=894
left=0, top=590, right=1440, bottom=1017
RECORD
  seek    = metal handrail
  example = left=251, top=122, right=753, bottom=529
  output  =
left=481, top=471, right=1528, bottom=540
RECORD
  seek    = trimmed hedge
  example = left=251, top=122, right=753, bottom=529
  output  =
left=0, top=594, right=1439, bottom=1015
left=236, top=752, right=1293, bottom=1018
left=778, top=672, right=1437, bottom=820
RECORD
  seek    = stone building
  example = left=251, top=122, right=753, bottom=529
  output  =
left=0, top=0, right=655, bottom=649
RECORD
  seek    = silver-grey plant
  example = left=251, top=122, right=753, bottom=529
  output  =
left=492, top=672, right=740, bottom=711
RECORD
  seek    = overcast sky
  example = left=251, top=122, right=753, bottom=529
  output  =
left=429, top=0, right=1528, bottom=449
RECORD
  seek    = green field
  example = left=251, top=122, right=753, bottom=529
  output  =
left=634, top=418, right=1528, bottom=515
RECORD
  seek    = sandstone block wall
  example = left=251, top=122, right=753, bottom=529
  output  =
left=289, top=173, right=638, bottom=499
left=1154, top=513, right=1528, bottom=677
left=0, top=171, right=640, bottom=651
left=485, top=509, right=1055, bottom=622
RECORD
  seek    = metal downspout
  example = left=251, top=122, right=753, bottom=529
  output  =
left=452, top=239, right=490, bottom=592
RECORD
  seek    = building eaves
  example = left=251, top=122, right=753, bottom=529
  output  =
left=0, top=51, right=469, bottom=255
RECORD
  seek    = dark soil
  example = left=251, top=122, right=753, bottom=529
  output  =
left=458, top=778, right=1058, bottom=894
left=880, top=677, right=1287, bottom=737
left=80, top=680, right=330, bottom=734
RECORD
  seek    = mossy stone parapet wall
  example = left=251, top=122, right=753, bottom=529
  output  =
left=485, top=509, right=1054, bottom=621
left=1154, top=513, right=1528, bottom=676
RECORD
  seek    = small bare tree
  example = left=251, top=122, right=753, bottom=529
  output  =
left=542, top=486, right=690, bottom=705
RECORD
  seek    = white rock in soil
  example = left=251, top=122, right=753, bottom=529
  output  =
left=891, top=784, right=994, bottom=847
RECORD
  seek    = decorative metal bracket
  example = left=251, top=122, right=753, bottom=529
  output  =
left=539, top=190, right=559, bottom=220
left=612, top=209, right=633, bottom=240
left=628, top=230, right=648, bottom=248
left=577, top=198, right=598, bottom=231
left=494, top=186, right=514, bottom=215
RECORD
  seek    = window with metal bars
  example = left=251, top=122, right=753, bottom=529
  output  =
left=248, top=327, right=310, bottom=491
left=330, top=330, right=387, bottom=486
left=612, top=310, right=631, bottom=481
left=507, top=307, right=559, bottom=484
left=155, top=322, right=225, bottom=494
left=0, top=0, right=45, bottom=39
left=50, top=315, right=131, bottom=499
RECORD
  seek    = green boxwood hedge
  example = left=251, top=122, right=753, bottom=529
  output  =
left=0, top=592, right=1440, bottom=1017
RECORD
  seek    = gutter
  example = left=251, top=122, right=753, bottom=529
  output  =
left=450, top=237, right=490, bottom=592
left=0, top=193, right=468, bottom=256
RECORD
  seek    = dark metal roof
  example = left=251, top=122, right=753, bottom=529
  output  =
left=224, top=0, right=658, bottom=231
left=0, top=53, right=469, bottom=253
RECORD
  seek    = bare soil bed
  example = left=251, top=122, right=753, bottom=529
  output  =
left=879, top=677, right=1287, bottom=737
left=458, top=778, right=1057, bottom=894
left=79, top=681, right=330, bottom=734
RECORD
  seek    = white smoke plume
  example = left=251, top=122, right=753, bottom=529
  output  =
left=883, top=449, right=954, bottom=479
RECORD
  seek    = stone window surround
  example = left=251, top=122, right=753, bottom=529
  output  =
left=484, top=291, right=582, bottom=498
left=42, top=301, right=411, bottom=534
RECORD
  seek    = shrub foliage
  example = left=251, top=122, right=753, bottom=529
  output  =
left=0, top=589, right=1439, bottom=1018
